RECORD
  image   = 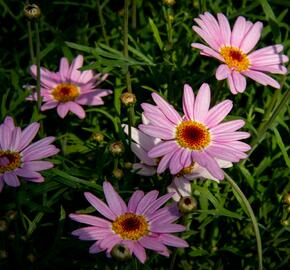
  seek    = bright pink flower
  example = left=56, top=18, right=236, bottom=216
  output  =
left=70, top=181, right=188, bottom=263
left=192, top=12, right=288, bottom=94
left=28, top=55, right=112, bottom=119
left=0, top=116, right=59, bottom=191
left=139, top=83, right=251, bottom=180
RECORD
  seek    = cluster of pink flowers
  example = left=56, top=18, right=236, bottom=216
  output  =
left=1, top=12, right=287, bottom=264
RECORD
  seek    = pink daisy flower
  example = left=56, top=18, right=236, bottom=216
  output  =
left=29, top=55, right=112, bottom=119
left=69, top=181, right=188, bottom=263
left=139, top=83, right=251, bottom=180
left=123, top=123, right=232, bottom=180
left=167, top=178, right=192, bottom=202
left=191, top=12, right=288, bottom=94
left=0, top=116, right=59, bottom=192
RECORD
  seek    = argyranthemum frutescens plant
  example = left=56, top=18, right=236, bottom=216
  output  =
left=0, top=116, right=59, bottom=191
left=69, top=181, right=188, bottom=263
left=28, top=55, right=112, bottom=119
left=191, top=12, right=288, bottom=94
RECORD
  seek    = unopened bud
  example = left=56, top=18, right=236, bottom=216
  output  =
left=24, top=4, right=41, bottom=20
left=109, top=141, right=125, bottom=157
left=0, top=220, right=8, bottom=232
left=91, top=132, right=104, bottom=143
left=111, top=244, right=131, bottom=261
left=27, top=254, right=36, bottom=263
left=281, top=219, right=289, bottom=227
left=163, top=0, right=176, bottom=6
left=5, top=210, right=17, bottom=221
left=113, top=168, right=123, bottom=179
left=120, top=92, right=136, bottom=107
left=178, top=196, right=197, bottom=213
left=283, top=193, right=290, bottom=205
left=124, top=162, right=133, bottom=170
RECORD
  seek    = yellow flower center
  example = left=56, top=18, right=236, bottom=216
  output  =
left=175, top=121, right=211, bottom=151
left=0, top=151, right=21, bottom=174
left=220, top=46, right=250, bottom=72
left=51, top=83, right=80, bottom=102
left=112, top=213, right=149, bottom=240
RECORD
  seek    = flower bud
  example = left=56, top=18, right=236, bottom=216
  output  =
left=281, top=219, right=289, bottom=227
left=0, top=220, right=8, bottom=232
left=24, top=4, right=41, bottom=20
left=5, top=210, right=17, bottom=221
left=111, top=244, right=131, bottom=261
left=163, top=0, right=175, bottom=6
left=283, top=193, right=290, bottom=205
left=91, top=132, right=104, bottom=143
left=109, top=141, right=125, bottom=157
left=178, top=196, right=197, bottom=213
left=120, top=92, right=136, bottom=107
left=124, top=162, right=133, bottom=170
left=113, top=168, right=123, bottom=179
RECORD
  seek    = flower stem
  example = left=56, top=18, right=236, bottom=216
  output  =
left=246, top=87, right=290, bottom=159
left=96, top=0, right=109, bottom=46
left=35, top=22, right=41, bottom=112
left=27, top=21, right=35, bottom=63
left=124, top=0, right=135, bottom=143
left=132, top=0, right=137, bottom=29
left=225, top=173, right=263, bottom=270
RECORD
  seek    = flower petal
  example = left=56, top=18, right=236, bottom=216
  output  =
left=194, top=83, right=211, bottom=122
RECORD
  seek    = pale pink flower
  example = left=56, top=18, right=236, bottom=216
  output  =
left=28, top=55, right=112, bottom=119
left=70, top=181, right=188, bottom=263
left=0, top=116, right=59, bottom=191
left=139, top=83, right=251, bottom=180
left=192, top=12, right=288, bottom=94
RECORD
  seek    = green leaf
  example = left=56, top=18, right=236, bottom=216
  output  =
left=273, top=127, right=290, bottom=168
left=148, top=18, right=164, bottom=50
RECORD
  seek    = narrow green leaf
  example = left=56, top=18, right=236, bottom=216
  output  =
left=273, top=127, right=290, bottom=168
left=148, top=18, right=163, bottom=50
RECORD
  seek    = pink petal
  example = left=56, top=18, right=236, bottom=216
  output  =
left=227, top=72, right=238, bottom=94
left=139, top=124, right=174, bottom=140
left=231, top=16, right=247, bottom=48
left=84, top=192, right=116, bottom=220
left=191, top=43, right=223, bottom=61
left=217, top=13, right=231, bottom=46
left=18, top=122, right=40, bottom=151
left=41, top=101, right=58, bottom=111
left=131, top=142, right=155, bottom=166
left=242, top=70, right=280, bottom=88
left=57, top=103, right=70, bottom=118
left=169, top=148, right=184, bottom=175
left=248, top=45, right=284, bottom=58
left=232, top=71, right=247, bottom=93
left=21, top=137, right=56, bottom=156
left=148, top=141, right=178, bottom=158
left=250, top=65, right=287, bottom=74
left=159, top=234, right=189, bottom=248
left=213, top=131, right=250, bottom=142
left=10, top=127, right=22, bottom=151
left=14, top=168, right=42, bottom=178
left=182, top=84, right=195, bottom=120
left=205, top=100, right=233, bottom=128
left=103, top=181, right=127, bottom=216
left=59, top=57, right=69, bottom=81
left=249, top=54, right=289, bottom=66
left=210, top=120, right=245, bottom=134
left=69, top=214, right=111, bottom=227
left=22, top=161, right=53, bottom=171
left=138, top=236, right=167, bottom=252
left=150, top=223, right=186, bottom=233
left=136, top=190, right=159, bottom=215
left=192, top=26, right=220, bottom=51
left=0, top=123, right=12, bottom=150
left=132, top=163, right=156, bottom=176
left=143, top=193, right=173, bottom=216
left=157, top=149, right=178, bottom=174
left=69, top=55, right=83, bottom=82
left=72, top=226, right=112, bottom=240
left=194, top=83, right=211, bottom=122
left=151, top=93, right=182, bottom=124
left=132, top=242, right=147, bottom=263
left=215, top=64, right=230, bottom=80
left=240, top=22, right=263, bottom=54
left=89, top=241, right=105, bottom=254
left=128, top=190, right=145, bottom=213
left=68, top=101, right=86, bottom=119
left=3, top=172, right=20, bottom=187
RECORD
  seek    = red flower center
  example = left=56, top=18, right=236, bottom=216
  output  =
left=0, top=151, right=21, bottom=173
left=112, top=213, right=149, bottom=240
left=175, top=121, right=210, bottom=150
left=220, top=46, right=250, bottom=72
left=52, top=83, right=80, bottom=102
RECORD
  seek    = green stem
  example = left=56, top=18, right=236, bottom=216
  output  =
left=35, top=22, right=41, bottom=111
left=225, top=173, right=263, bottom=270
left=169, top=249, right=178, bottom=270
left=246, top=87, right=290, bottom=159
left=27, top=21, right=35, bottom=63
left=132, top=0, right=137, bottom=29
left=96, top=0, right=109, bottom=46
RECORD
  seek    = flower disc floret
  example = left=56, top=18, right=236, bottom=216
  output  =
left=51, top=83, right=80, bottom=102
left=220, top=46, right=250, bottom=72
left=175, top=121, right=210, bottom=150
left=0, top=151, right=21, bottom=174
left=112, top=213, right=149, bottom=240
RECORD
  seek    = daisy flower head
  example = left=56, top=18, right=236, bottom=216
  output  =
left=0, top=116, right=59, bottom=192
left=139, top=83, right=251, bottom=180
left=28, top=55, right=112, bottom=119
left=69, top=181, right=188, bottom=263
left=191, top=12, right=288, bottom=94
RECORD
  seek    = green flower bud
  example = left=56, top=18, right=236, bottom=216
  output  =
left=178, top=196, right=197, bottom=213
left=120, top=92, right=136, bottom=107
left=24, top=4, right=41, bottom=20
left=109, top=141, right=125, bottom=157
left=111, top=244, right=131, bottom=261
